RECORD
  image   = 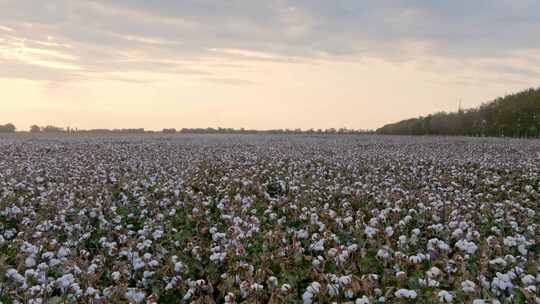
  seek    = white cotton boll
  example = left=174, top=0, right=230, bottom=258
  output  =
left=57, top=247, right=70, bottom=259
left=7, top=269, right=26, bottom=285
left=339, top=275, right=352, bottom=285
left=461, top=280, right=476, bottom=293
left=49, top=258, right=61, bottom=267
left=143, top=271, right=154, bottom=279
left=385, top=227, right=394, bottom=237
left=111, top=271, right=121, bottom=281
left=85, top=287, right=98, bottom=296
left=310, top=239, right=325, bottom=252
left=87, top=263, right=98, bottom=274
left=524, top=286, right=536, bottom=293
left=364, top=226, right=378, bottom=238
left=281, top=284, right=291, bottom=293
left=377, top=248, right=390, bottom=259
left=455, top=240, right=478, bottom=255
left=183, top=288, right=194, bottom=300
left=267, top=276, right=278, bottom=287
left=398, top=235, right=408, bottom=247
left=419, top=277, right=440, bottom=288
left=489, top=257, right=507, bottom=267
left=327, top=284, right=339, bottom=297
left=56, top=274, right=75, bottom=290
left=41, top=251, right=54, bottom=260
left=25, top=256, right=37, bottom=268
left=302, top=291, right=314, bottom=304
left=132, top=258, right=145, bottom=270
left=394, top=289, right=417, bottom=299
left=409, top=253, right=426, bottom=264
left=438, top=290, right=453, bottom=303
left=125, top=288, right=145, bottom=303
left=491, top=272, right=513, bottom=291
left=356, top=295, right=370, bottom=304
left=521, top=274, right=535, bottom=286
left=437, top=241, right=450, bottom=252
left=210, top=252, right=227, bottom=263
left=427, top=267, right=442, bottom=278
left=37, top=263, right=48, bottom=271
left=396, top=271, right=407, bottom=279
left=224, top=292, right=236, bottom=304
left=306, top=282, right=321, bottom=294
left=251, top=283, right=263, bottom=291
left=24, top=269, right=37, bottom=278
left=327, top=248, right=338, bottom=257
left=451, top=228, right=463, bottom=239
left=518, top=244, right=528, bottom=256
left=171, top=260, right=184, bottom=273
left=152, top=230, right=163, bottom=240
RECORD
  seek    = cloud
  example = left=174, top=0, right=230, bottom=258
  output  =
left=201, top=77, right=256, bottom=86
left=0, top=0, right=539, bottom=83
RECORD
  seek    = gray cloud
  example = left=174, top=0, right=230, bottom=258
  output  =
left=1, top=0, right=539, bottom=82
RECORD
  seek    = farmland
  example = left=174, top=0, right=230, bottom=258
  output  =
left=0, top=134, right=539, bottom=303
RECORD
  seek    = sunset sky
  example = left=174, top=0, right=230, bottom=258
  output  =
left=1, top=1, right=540, bottom=131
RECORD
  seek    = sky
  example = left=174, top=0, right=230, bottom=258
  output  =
left=1, top=0, right=540, bottom=131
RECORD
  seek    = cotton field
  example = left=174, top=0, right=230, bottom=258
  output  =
left=0, top=134, right=539, bottom=304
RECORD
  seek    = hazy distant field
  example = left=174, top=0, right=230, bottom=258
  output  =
left=1, top=134, right=539, bottom=303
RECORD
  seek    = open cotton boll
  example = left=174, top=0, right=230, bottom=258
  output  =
left=438, top=290, right=454, bottom=303
left=125, top=288, right=145, bottom=303
left=394, top=289, right=417, bottom=299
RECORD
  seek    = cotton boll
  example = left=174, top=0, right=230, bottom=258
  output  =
left=125, top=288, right=145, bottom=303
left=25, top=256, right=37, bottom=268
left=461, top=280, right=476, bottom=293
left=394, top=289, right=417, bottom=299
left=111, top=271, right=121, bottom=281
left=356, top=295, right=370, bottom=304
left=438, top=290, right=453, bottom=303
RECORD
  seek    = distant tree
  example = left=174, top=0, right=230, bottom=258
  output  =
left=162, top=128, right=177, bottom=134
left=30, top=125, right=41, bottom=133
left=0, top=123, right=16, bottom=133
left=42, top=125, right=65, bottom=133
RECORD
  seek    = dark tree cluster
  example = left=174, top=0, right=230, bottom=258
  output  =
left=377, top=87, right=540, bottom=137
left=162, top=128, right=177, bottom=134
left=0, top=123, right=16, bottom=133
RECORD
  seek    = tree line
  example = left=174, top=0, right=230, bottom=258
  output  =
left=377, top=87, right=540, bottom=137
left=0, top=125, right=374, bottom=135
left=175, top=127, right=374, bottom=135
